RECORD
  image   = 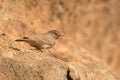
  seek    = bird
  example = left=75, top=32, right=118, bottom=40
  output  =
left=15, top=30, right=63, bottom=53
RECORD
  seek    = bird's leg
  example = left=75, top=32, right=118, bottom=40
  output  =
left=47, top=49, right=52, bottom=54
left=52, top=46, right=56, bottom=51
left=43, top=46, right=52, bottom=56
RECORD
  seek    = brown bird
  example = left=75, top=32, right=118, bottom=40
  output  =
left=15, top=30, right=63, bottom=53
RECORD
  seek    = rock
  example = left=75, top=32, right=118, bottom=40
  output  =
left=0, top=0, right=120, bottom=80
left=0, top=32, right=120, bottom=80
left=0, top=0, right=120, bottom=72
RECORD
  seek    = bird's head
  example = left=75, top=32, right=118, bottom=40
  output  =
left=48, top=30, right=63, bottom=39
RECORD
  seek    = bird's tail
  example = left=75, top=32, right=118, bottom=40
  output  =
left=15, top=37, right=29, bottom=42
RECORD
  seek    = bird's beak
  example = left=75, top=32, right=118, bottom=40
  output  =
left=59, top=35, right=64, bottom=39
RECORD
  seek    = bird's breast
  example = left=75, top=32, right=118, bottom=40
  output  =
left=43, top=44, right=53, bottom=49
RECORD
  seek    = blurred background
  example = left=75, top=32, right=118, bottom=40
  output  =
left=0, top=0, right=120, bottom=73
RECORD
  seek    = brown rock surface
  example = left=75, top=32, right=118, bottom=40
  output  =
left=0, top=0, right=120, bottom=80
left=0, top=33, right=120, bottom=80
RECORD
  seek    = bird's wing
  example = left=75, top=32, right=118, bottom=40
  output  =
left=31, top=34, right=55, bottom=45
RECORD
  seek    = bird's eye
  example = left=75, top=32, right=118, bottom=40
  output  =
left=54, top=32, right=58, bottom=36
left=53, top=32, right=60, bottom=38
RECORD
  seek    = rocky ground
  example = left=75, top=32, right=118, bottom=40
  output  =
left=0, top=0, right=120, bottom=80
left=0, top=33, right=119, bottom=80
